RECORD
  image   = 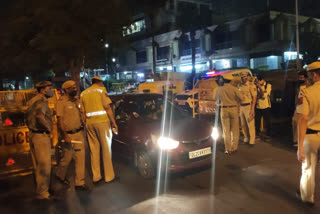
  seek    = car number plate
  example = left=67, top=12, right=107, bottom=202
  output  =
left=189, top=147, right=212, bottom=159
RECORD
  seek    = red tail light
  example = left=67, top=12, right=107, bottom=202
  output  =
left=6, top=158, right=15, bottom=166
left=4, top=118, right=13, bottom=126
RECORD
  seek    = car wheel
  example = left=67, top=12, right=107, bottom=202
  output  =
left=135, top=151, right=155, bottom=179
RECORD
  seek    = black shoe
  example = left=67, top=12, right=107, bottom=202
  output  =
left=55, top=176, right=70, bottom=186
left=249, top=144, right=255, bottom=148
left=75, top=185, right=90, bottom=191
left=93, top=179, right=105, bottom=186
left=296, top=190, right=315, bottom=207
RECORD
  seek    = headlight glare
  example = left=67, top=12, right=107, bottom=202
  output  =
left=157, top=137, right=179, bottom=150
left=211, top=127, right=219, bottom=140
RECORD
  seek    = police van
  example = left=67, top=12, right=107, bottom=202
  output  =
left=0, top=89, right=59, bottom=179
left=175, top=68, right=253, bottom=113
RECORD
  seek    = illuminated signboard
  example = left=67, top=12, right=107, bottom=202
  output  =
left=123, top=19, right=146, bottom=37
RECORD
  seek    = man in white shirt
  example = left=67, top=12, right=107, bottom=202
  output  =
left=255, top=75, right=272, bottom=140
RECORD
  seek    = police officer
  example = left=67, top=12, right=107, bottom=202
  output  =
left=26, top=81, right=54, bottom=199
left=239, top=72, right=257, bottom=146
left=55, top=80, right=88, bottom=191
left=296, top=61, right=320, bottom=206
left=292, top=70, right=308, bottom=147
left=213, top=74, right=244, bottom=154
left=255, top=75, right=272, bottom=141
left=80, top=76, right=118, bottom=183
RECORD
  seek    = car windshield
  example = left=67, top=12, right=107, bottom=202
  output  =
left=116, top=97, right=187, bottom=121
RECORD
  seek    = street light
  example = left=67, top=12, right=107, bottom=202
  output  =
left=105, top=43, right=109, bottom=48
left=112, top=58, right=116, bottom=62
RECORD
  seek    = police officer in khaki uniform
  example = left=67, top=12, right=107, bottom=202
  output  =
left=213, top=74, right=244, bottom=154
left=296, top=61, right=320, bottom=206
left=55, top=80, right=88, bottom=191
left=239, top=72, right=257, bottom=146
left=80, top=76, right=118, bottom=183
left=26, top=81, right=54, bottom=199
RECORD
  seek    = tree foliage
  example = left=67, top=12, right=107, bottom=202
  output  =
left=0, top=0, right=132, bottom=82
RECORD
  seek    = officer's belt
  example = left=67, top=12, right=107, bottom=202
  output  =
left=221, top=105, right=237, bottom=108
left=66, top=126, right=83, bottom=134
left=240, top=103, right=250, bottom=106
left=306, top=129, right=320, bottom=135
left=30, top=129, right=50, bottom=134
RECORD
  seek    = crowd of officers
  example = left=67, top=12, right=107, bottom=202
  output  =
left=26, top=76, right=117, bottom=200
left=213, top=71, right=272, bottom=154
left=24, top=61, right=320, bottom=206
left=214, top=61, right=320, bottom=207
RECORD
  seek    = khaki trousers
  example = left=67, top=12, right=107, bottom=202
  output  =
left=221, top=107, right=240, bottom=152
left=292, top=112, right=299, bottom=143
left=56, top=131, right=85, bottom=186
left=87, top=122, right=115, bottom=182
left=240, top=105, right=256, bottom=145
left=300, top=133, right=320, bottom=203
left=29, top=133, right=52, bottom=197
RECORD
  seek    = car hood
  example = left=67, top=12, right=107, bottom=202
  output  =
left=135, top=118, right=212, bottom=142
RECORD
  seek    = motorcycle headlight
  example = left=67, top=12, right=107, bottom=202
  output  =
left=157, top=137, right=179, bottom=150
left=211, top=127, right=219, bottom=140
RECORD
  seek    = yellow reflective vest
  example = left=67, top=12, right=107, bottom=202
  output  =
left=80, top=84, right=111, bottom=125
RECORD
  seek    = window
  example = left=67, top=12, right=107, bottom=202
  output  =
left=123, top=19, right=146, bottom=37
left=136, top=51, right=147, bottom=64
left=157, top=46, right=169, bottom=60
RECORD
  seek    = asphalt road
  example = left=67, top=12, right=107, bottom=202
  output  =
left=0, top=121, right=319, bottom=214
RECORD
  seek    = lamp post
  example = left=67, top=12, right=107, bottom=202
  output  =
left=295, top=0, right=301, bottom=70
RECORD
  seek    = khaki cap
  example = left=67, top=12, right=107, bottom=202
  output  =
left=91, top=76, right=102, bottom=81
left=306, top=61, right=320, bottom=72
left=240, top=72, right=248, bottom=77
left=224, top=74, right=234, bottom=80
left=62, top=80, right=76, bottom=89
left=35, top=81, right=52, bottom=88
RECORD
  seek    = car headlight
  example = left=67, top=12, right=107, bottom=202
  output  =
left=211, top=127, right=219, bottom=140
left=157, top=137, right=179, bottom=150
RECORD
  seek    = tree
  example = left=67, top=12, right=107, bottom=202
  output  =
left=300, top=32, right=320, bottom=64
left=0, top=0, right=132, bottom=89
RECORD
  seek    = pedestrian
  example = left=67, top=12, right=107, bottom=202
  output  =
left=213, top=74, right=244, bottom=154
left=239, top=72, right=257, bottom=146
left=26, top=81, right=54, bottom=199
left=296, top=61, right=320, bottom=206
left=55, top=80, right=89, bottom=191
left=292, top=70, right=309, bottom=147
left=255, top=74, right=272, bottom=141
left=80, top=76, right=118, bottom=183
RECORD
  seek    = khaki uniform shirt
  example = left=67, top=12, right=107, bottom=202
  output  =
left=80, top=84, right=112, bottom=125
left=213, top=83, right=244, bottom=107
left=296, top=81, right=320, bottom=130
left=56, top=95, right=82, bottom=131
left=26, top=94, right=53, bottom=132
left=238, top=82, right=257, bottom=104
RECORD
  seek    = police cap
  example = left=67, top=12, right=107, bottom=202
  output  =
left=35, top=81, right=52, bottom=89
left=62, top=80, right=76, bottom=89
left=91, top=76, right=102, bottom=81
left=240, top=72, right=248, bottom=78
left=306, top=61, right=320, bottom=72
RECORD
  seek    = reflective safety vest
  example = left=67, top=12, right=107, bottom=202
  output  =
left=80, top=85, right=110, bottom=125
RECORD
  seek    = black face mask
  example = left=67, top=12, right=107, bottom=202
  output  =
left=298, top=80, right=305, bottom=85
left=69, top=90, right=77, bottom=97
left=216, top=80, right=224, bottom=86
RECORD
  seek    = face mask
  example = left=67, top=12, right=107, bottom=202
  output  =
left=69, top=90, right=77, bottom=97
left=45, top=89, right=55, bottom=98
left=298, top=80, right=305, bottom=85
